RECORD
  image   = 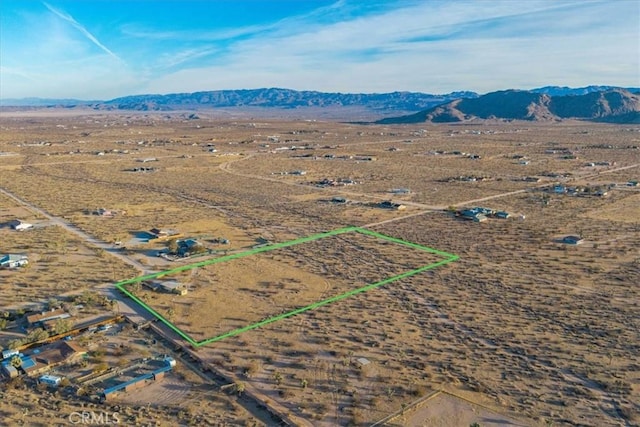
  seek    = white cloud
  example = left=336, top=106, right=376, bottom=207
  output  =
left=143, top=1, right=639, bottom=95
left=1, top=53, right=140, bottom=100
left=2, top=0, right=638, bottom=99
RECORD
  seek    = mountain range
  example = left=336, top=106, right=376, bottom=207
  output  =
left=376, top=88, right=640, bottom=124
left=2, top=86, right=639, bottom=123
left=96, top=88, right=481, bottom=114
left=1, top=89, right=477, bottom=112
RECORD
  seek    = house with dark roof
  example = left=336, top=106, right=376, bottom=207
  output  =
left=561, top=235, right=584, bottom=245
left=175, top=238, right=205, bottom=257
left=378, top=201, right=406, bottom=210
left=93, top=208, right=114, bottom=216
left=458, top=208, right=487, bottom=222
left=31, top=341, right=87, bottom=367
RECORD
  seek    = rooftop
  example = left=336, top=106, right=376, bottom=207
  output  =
left=31, top=340, right=87, bottom=366
left=26, top=308, right=69, bottom=325
left=0, top=253, right=28, bottom=263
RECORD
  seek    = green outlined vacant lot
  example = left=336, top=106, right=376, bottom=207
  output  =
left=115, top=227, right=458, bottom=347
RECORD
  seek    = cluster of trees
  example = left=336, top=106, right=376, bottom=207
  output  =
left=4, top=307, right=76, bottom=350
left=7, top=327, right=50, bottom=350
left=72, top=291, right=112, bottom=308
left=0, top=311, right=10, bottom=330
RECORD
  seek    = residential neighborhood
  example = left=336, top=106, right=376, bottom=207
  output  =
left=0, top=99, right=638, bottom=426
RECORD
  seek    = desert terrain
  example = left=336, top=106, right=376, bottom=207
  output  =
left=0, top=110, right=638, bottom=426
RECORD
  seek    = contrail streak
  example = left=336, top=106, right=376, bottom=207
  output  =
left=43, top=2, right=122, bottom=62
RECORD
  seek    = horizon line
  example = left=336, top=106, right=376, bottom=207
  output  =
left=1, top=84, right=639, bottom=103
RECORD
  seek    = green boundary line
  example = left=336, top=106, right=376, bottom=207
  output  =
left=115, top=227, right=458, bottom=347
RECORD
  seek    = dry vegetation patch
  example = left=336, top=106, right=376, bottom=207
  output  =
left=0, top=224, right=137, bottom=305
left=0, top=114, right=638, bottom=425
left=129, top=230, right=448, bottom=343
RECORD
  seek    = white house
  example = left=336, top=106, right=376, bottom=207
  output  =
left=2, top=349, right=19, bottom=360
left=0, top=254, right=29, bottom=269
left=39, top=374, right=62, bottom=387
left=9, top=220, right=33, bottom=231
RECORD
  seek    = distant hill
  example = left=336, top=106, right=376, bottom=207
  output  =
left=530, top=85, right=640, bottom=96
left=377, top=89, right=640, bottom=124
left=3, top=86, right=639, bottom=122
left=0, top=97, right=97, bottom=107
left=93, top=88, right=479, bottom=114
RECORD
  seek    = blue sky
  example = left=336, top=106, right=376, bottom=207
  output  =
left=1, top=0, right=638, bottom=100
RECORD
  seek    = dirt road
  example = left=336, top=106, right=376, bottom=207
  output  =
left=0, top=187, right=148, bottom=274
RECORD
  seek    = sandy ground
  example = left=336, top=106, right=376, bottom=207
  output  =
left=388, top=391, right=531, bottom=427
left=1, top=117, right=638, bottom=426
left=133, top=230, right=446, bottom=342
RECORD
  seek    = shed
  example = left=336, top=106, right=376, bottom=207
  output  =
left=356, top=357, right=371, bottom=367
left=159, top=281, right=187, bottom=295
left=146, top=280, right=188, bottom=295
left=1, top=364, right=18, bottom=378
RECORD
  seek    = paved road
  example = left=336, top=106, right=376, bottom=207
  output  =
left=0, top=186, right=304, bottom=426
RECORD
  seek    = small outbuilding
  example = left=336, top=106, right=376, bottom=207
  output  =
left=1, top=364, right=18, bottom=378
left=144, top=280, right=187, bottom=295
left=39, top=374, right=62, bottom=387
left=355, top=357, right=371, bottom=368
